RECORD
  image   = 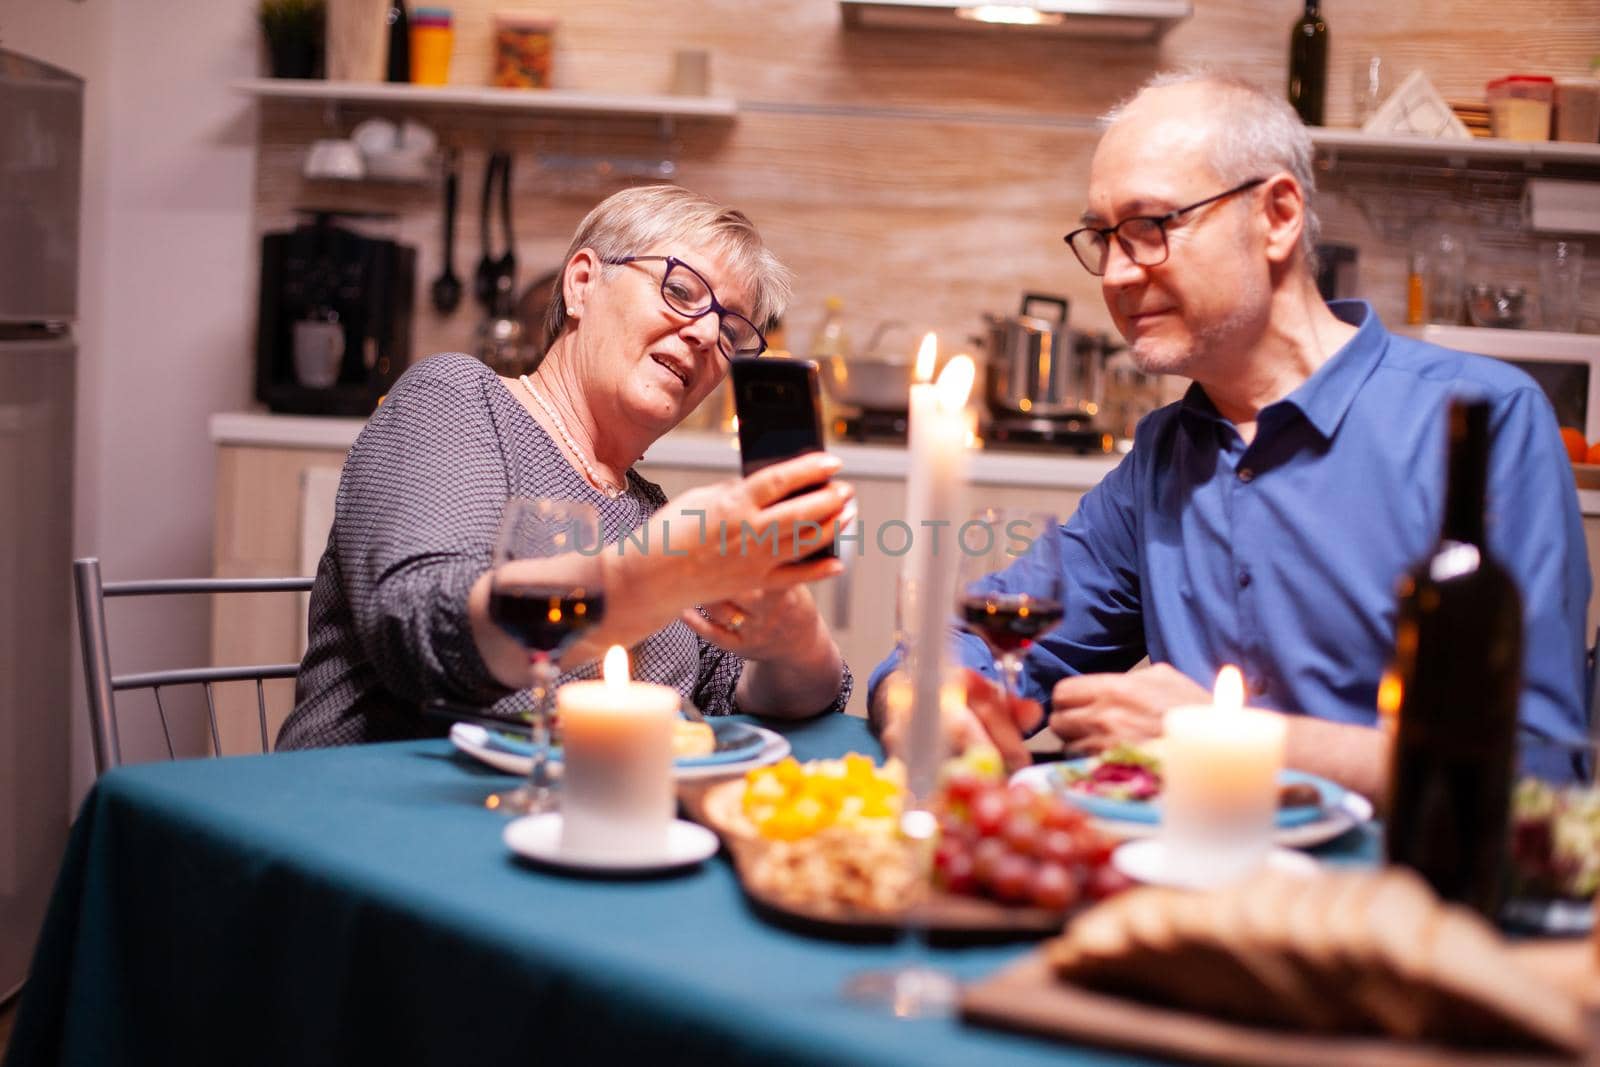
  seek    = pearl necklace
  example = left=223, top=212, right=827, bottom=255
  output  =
left=518, top=374, right=626, bottom=500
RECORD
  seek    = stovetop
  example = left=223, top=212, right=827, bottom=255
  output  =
left=982, top=415, right=1113, bottom=454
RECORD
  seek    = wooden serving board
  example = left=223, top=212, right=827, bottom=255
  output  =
left=1572, top=464, right=1600, bottom=492
left=684, top=778, right=1068, bottom=937
left=960, top=944, right=1600, bottom=1066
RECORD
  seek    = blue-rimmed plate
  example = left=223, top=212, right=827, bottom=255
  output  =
left=450, top=720, right=788, bottom=782
left=1009, top=761, right=1373, bottom=849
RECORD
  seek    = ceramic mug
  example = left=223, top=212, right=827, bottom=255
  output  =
left=293, top=317, right=345, bottom=388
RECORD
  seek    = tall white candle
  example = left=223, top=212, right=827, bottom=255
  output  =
left=557, top=646, right=680, bottom=860
left=898, top=333, right=940, bottom=661
left=906, top=354, right=975, bottom=803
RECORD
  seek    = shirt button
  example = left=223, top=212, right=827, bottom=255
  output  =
left=1238, top=569, right=1252, bottom=588
left=1238, top=467, right=1255, bottom=483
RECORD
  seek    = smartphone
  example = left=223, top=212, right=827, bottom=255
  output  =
left=730, top=356, right=836, bottom=559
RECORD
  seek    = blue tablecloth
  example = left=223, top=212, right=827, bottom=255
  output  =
left=4, top=714, right=1378, bottom=1067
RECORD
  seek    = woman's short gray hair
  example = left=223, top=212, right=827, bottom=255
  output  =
left=543, top=184, right=793, bottom=351
left=1102, top=70, right=1321, bottom=262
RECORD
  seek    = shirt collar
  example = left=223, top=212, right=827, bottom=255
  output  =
left=1178, top=300, right=1387, bottom=443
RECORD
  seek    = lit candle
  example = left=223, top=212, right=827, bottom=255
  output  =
left=1160, top=665, right=1287, bottom=884
left=905, top=354, right=975, bottom=802
left=557, top=645, right=681, bottom=859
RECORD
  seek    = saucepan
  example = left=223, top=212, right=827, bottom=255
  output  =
left=817, top=321, right=917, bottom=413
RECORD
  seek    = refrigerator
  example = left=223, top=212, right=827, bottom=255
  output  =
left=0, top=48, right=81, bottom=1001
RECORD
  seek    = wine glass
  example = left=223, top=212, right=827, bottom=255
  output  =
left=955, top=508, right=1065, bottom=709
left=485, top=497, right=606, bottom=815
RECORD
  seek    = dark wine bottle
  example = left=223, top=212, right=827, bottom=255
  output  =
left=385, top=1, right=410, bottom=83
left=1287, top=0, right=1328, bottom=126
left=1384, top=398, right=1523, bottom=919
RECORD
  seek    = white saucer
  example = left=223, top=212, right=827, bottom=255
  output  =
left=1113, top=837, right=1319, bottom=891
left=503, top=813, right=719, bottom=873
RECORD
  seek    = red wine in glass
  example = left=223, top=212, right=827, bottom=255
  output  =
left=489, top=587, right=606, bottom=655
left=954, top=508, right=1064, bottom=705
left=960, top=592, right=1065, bottom=656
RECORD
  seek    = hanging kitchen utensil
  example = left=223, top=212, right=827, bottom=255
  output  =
left=429, top=149, right=462, bottom=314
left=492, top=150, right=518, bottom=314
left=473, top=151, right=504, bottom=312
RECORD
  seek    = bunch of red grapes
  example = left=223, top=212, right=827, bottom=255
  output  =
left=933, top=774, right=1132, bottom=911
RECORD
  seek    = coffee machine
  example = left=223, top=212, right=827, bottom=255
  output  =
left=255, top=210, right=415, bottom=416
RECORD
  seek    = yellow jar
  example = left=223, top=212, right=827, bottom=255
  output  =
left=409, top=8, right=453, bottom=86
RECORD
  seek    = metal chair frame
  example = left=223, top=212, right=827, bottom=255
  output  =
left=73, top=556, right=314, bottom=775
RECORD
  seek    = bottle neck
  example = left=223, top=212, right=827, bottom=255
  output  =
left=1304, top=0, right=1321, bottom=14
left=1441, top=398, right=1489, bottom=548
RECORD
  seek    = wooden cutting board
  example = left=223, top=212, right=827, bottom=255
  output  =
left=683, top=778, right=1068, bottom=937
left=960, top=943, right=1600, bottom=1066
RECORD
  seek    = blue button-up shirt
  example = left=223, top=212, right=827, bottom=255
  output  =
left=869, top=301, right=1591, bottom=746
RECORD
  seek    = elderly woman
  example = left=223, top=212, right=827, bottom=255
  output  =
left=278, top=184, right=853, bottom=749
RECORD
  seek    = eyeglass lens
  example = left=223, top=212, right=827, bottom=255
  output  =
left=658, top=261, right=760, bottom=356
left=1072, top=219, right=1167, bottom=276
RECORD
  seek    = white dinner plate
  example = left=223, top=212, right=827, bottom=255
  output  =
left=450, top=722, right=791, bottom=782
left=1009, top=762, right=1374, bottom=850
left=503, top=813, right=719, bottom=873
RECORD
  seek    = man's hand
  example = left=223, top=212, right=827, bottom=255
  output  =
left=877, top=668, right=1040, bottom=773
left=1048, top=662, right=1208, bottom=754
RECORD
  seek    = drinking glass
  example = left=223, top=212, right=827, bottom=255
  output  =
left=1426, top=229, right=1469, bottom=325
left=485, top=497, right=605, bottom=814
left=1352, top=54, right=1388, bottom=126
left=1502, top=734, right=1599, bottom=936
left=1539, top=240, right=1585, bottom=334
left=955, top=508, right=1065, bottom=710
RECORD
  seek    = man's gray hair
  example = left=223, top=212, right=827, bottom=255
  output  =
left=1102, top=70, right=1322, bottom=262
left=543, top=184, right=794, bottom=351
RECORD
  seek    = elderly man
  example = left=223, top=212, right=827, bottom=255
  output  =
left=869, top=72, right=1590, bottom=798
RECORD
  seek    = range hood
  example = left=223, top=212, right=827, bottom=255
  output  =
left=840, top=0, right=1192, bottom=42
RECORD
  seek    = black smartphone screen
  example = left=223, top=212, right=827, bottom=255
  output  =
left=730, top=356, right=836, bottom=558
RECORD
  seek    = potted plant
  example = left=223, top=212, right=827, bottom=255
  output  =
left=259, top=0, right=326, bottom=79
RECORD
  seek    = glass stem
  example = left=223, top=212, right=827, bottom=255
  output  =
left=526, top=657, right=558, bottom=794
left=999, top=653, right=1024, bottom=704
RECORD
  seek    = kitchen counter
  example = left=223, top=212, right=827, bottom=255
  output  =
left=208, top=412, right=1125, bottom=490
left=209, top=411, right=1600, bottom=514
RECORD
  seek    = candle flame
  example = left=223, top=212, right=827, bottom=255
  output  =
left=914, top=332, right=938, bottom=383
left=602, top=645, right=630, bottom=686
left=1213, top=665, right=1244, bottom=711
left=934, top=353, right=975, bottom=413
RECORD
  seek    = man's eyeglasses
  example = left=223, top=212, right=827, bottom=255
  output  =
left=604, top=255, right=766, bottom=358
left=1062, top=177, right=1268, bottom=277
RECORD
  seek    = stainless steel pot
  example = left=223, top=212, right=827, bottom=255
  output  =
left=982, top=293, right=1101, bottom=420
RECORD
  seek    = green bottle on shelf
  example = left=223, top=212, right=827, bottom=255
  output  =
left=1287, top=0, right=1328, bottom=126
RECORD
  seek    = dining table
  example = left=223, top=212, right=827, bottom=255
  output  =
left=2, top=712, right=1377, bottom=1067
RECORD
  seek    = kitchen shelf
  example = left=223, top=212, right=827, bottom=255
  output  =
left=233, top=79, right=738, bottom=128
left=1309, top=128, right=1600, bottom=171
left=839, top=0, right=1191, bottom=42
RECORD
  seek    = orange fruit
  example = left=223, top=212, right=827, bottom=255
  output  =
left=1561, top=427, right=1589, bottom=464
left=1588, top=440, right=1600, bottom=465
